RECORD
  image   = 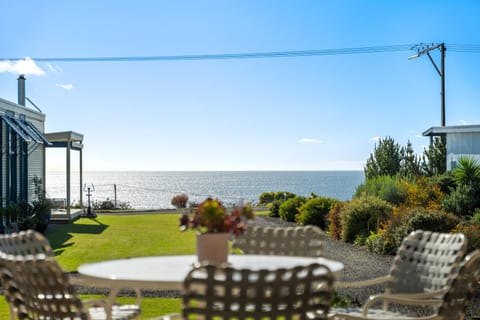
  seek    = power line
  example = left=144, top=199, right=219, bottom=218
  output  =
left=2, top=44, right=416, bottom=63
left=2, top=43, right=478, bottom=64
left=448, top=44, right=480, bottom=53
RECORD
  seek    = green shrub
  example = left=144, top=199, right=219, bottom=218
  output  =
left=259, top=192, right=275, bottom=205
left=441, top=183, right=479, bottom=218
left=340, top=195, right=392, bottom=243
left=332, top=292, right=353, bottom=308
left=365, top=231, right=385, bottom=254
left=353, top=234, right=368, bottom=247
left=278, top=196, right=306, bottom=222
left=328, top=202, right=346, bottom=240
left=297, top=197, right=337, bottom=229
left=355, top=175, right=407, bottom=206
left=391, top=208, right=459, bottom=250
left=268, top=200, right=283, bottom=217
left=274, top=191, right=296, bottom=201
left=429, top=173, right=456, bottom=195
left=471, top=209, right=480, bottom=225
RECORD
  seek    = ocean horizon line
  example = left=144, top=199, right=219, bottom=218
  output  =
left=47, top=169, right=365, bottom=173
left=46, top=171, right=365, bottom=209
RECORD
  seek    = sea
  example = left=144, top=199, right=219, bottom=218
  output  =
left=46, top=171, right=365, bottom=210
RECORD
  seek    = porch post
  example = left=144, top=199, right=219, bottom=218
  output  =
left=66, top=141, right=71, bottom=220
left=79, top=147, right=83, bottom=211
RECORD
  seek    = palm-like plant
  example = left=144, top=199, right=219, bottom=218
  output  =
left=453, top=156, right=480, bottom=188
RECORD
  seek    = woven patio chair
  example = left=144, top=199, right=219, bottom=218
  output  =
left=155, top=261, right=334, bottom=320
left=0, top=231, right=140, bottom=320
left=0, top=229, right=54, bottom=257
left=231, top=225, right=324, bottom=257
left=335, top=230, right=467, bottom=298
left=330, top=249, right=480, bottom=319
left=0, top=230, right=55, bottom=320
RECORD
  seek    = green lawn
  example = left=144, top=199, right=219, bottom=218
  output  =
left=2, top=213, right=196, bottom=319
left=0, top=212, right=271, bottom=319
left=47, top=214, right=197, bottom=271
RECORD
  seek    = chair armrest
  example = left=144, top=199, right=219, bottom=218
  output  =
left=384, top=289, right=447, bottom=300
left=335, top=275, right=391, bottom=288
left=362, top=291, right=445, bottom=316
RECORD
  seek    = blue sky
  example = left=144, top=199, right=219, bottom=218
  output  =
left=1, top=1, right=480, bottom=171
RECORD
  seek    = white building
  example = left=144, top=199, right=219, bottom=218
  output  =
left=0, top=76, right=84, bottom=221
left=423, top=125, right=480, bottom=171
left=0, top=75, right=50, bottom=206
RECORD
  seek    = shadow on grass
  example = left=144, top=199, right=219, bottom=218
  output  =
left=47, top=218, right=109, bottom=255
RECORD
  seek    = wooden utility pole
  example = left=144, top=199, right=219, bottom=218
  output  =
left=409, top=43, right=446, bottom=127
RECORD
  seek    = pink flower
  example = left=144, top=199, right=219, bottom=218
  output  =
left=179, top=198, right=254, bottom=235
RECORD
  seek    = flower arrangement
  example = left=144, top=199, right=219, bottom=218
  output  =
left=180, top=198, right=254, bottom=235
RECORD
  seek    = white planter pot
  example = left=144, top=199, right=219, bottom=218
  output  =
left=196, top=232, right=229, bottom=264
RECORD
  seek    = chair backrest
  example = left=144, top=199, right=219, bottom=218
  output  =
left=0, top=230, right=55, bottom=320
left=388, top=230, right=467, bottom=294
left=183, top=262, right=334, bottom=320
left=232, top=225, right=323, bottom=257
left=3, top=253, right=89, bottom=320
left=0, top=230, right=54, bottom=257
left=437, top=250, right=480, bottom=320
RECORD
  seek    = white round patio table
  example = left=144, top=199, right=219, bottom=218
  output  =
left=78, top=254, right=343, bottom=290
left=77, top=254, right=344, bottom=314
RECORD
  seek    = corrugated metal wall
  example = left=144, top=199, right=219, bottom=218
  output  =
left=28, top=117, right=45, bottom=200
left=446, top=132, right=480, bottom=170
left=0, top=98, right=46, bottom=206
left=0, top=123, right=6, bottom=206
left=448, top=132, right=480, bottom=154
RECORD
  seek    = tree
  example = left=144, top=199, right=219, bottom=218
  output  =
left=400, top=140, right=422, bottom=178
left=422, top=137, right=446, bottom=176
left=364, top=137, right=403, bottom=179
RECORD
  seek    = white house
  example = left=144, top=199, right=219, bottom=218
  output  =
left=0, top=76, right=84, bottom=222
left=423, top=125, right=480, bottom=171
left=0, top=75, right=50, bottom=206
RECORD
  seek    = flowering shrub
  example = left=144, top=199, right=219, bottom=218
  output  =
left=454, top=222, right=480, bottom=253
left=179, top=198, right=254, bottom=235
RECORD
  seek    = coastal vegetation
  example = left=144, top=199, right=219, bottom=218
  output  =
left=259, top=136, right=480, bottom=254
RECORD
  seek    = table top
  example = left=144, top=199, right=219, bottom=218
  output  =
left=78, top=254, right=344, bottom=290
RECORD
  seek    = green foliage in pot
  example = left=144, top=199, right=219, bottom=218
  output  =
left=18, top=176, right=53, bottom=233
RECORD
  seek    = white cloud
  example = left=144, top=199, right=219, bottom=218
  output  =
left=369, top=136, right=380, bottom=142
left=56, top=83, right=73, bottom=90
left=458, top=119, right=470, bottom=125
left=46, top=63, right=62, bottom=73
left=0, top=57, right=45, bottom=75
left=299, top=138, right=323, bottom=144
